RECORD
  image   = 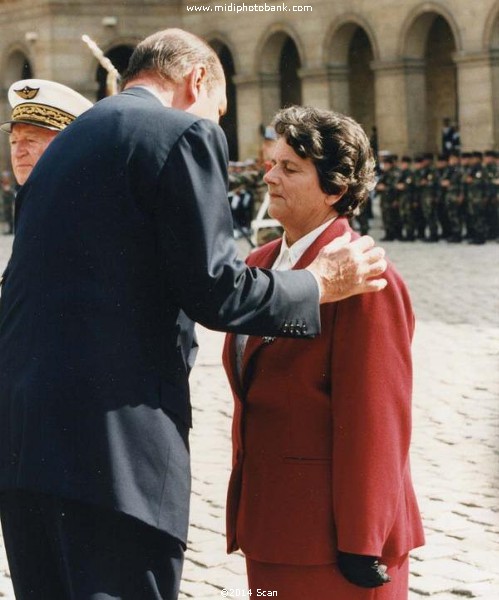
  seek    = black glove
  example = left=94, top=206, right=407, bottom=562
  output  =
left=337, top=551, right=391, bottom=588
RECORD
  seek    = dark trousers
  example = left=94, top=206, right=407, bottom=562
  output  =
left=0, top=490, right=184, bottom=600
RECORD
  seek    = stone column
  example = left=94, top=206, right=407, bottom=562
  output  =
left=401, top=59, right=427, bottom=153
left=454, top=51, right=495, bottom=151
left=233, top=74, right=264, bottom=160
left=298, top=67, right=330, bottom=109
left=370, top=60, right=414, bottom=155
left=259, top=72, right=281, bottom=128
left=327, top=64, right=349, bottom=115
left=490, top=49, right=499, bottom=149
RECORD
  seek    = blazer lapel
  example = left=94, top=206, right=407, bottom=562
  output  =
left=224, top=240, right=282, bottom=397
left=227, top=217, right=352, bottom=395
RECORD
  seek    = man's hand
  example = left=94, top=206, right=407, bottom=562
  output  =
left=337, top=551, right=391, bottom=588
left=306, top=232, right=387, bottom=304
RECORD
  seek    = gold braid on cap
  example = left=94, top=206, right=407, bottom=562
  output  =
left=11, top=103, right=75, bottom=130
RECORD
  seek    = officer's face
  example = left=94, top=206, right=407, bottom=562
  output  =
left=9, top=123, right=58, bottom=185
left=264, top=137, right=342, bottom=245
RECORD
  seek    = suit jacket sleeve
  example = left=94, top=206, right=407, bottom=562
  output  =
left=155, top=119, right=320, bottom=337
left=331, top=265, right=415, bottom=556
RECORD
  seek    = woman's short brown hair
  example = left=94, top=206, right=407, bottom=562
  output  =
left=272, top=106, right=376, bottom=218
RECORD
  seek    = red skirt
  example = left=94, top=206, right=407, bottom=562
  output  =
left=246, top=554, right=409, bottom=600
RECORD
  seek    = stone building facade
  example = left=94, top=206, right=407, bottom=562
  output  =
left=1, top=0, right=499, bottom=167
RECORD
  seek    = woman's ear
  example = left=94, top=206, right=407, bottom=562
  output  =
left=325, top=185, right=348, bottom=207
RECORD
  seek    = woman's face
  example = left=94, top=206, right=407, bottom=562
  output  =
left=263, top=137, right=340, bottom=244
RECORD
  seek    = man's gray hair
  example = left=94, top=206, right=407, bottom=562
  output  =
left=122, top=28, right=224, bottom=91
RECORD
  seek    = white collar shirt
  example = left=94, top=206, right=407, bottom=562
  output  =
left=272, top=217, right=336, bottom=271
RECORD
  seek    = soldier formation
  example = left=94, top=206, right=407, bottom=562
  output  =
left=375, top=151, right=499, bottom=244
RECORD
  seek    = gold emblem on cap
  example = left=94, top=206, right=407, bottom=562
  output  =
left=14, top=86, right=40, bottom=100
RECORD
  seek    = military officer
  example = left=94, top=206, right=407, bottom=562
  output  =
left=1, top=78, right=92, bottom=186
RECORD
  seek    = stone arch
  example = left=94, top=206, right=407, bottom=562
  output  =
left=257, top=24, right=305, bottom=74
left=399, top=2, right=462, bottom=57
left=401, top=6, right=459, bottom=153
left=94, top=43, right=135, bottom=100
left=325, top=13, right=379, bottom=65
left=257, top=25, right=304, bottom=126
left=484, top=1, right=499, bottom=49
left=209, top=36, right=239, bottom=160
left=325, top=16, right=377, bottom=133
left=2, top=47, right=33, bottom=88
left=208, top=32, right=241, bottom=74
left=0, top=47, right=34, bottom=171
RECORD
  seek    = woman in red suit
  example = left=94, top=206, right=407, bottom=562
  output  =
left=223, top=106, right=425, bottom=599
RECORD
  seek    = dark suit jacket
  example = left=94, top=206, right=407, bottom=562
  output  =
left=0, top=88, right=320, bottom=545
left=223, top=218, right=425, bottom=564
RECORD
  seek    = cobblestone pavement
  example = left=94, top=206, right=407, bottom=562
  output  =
left=0, top=221, right=498, bottom=599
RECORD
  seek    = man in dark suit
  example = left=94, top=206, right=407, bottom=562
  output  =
left=0, top=29, right=387, bottom=600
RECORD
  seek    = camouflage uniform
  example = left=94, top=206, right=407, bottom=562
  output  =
left=352, top=205, right=370, bottom=235
left=419, top=156, right=439, bottom=241
left=465, top=153, right=488, bottom=244
left=396, top=158, right=416, bottom=240
left=483, top=151, right=499, bottom=240
left=435, top=155, right=451, bottom=239
left=441, top=155, right=464, bottom=242
left=412, top=158, right=428, bottom=239
left=376, top=157, right=401, bottom=241
left=460, top=153, right=473, bottom=239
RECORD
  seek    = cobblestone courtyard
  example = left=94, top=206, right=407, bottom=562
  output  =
left=1, top=227, right=498, bottom=599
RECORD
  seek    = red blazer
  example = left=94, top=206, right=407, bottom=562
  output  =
left=223, top=218, right=425, bottom=565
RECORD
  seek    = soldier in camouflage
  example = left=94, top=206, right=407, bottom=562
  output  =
left=395, top=156, right=416, bottom=241
left=435, top=154, right=451, bottom=239
left=376, top=154, right=402, bottom=241
left=483, top=150, right=499, bottom=240
left=465, top=151, right=488, bottom=244
left=440, top=151, right=465, bottom=242
left=419, top=153, right=439, bottom=242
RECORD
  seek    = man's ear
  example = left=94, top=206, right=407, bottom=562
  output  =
left=186, top=65, right=207, bottom=102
